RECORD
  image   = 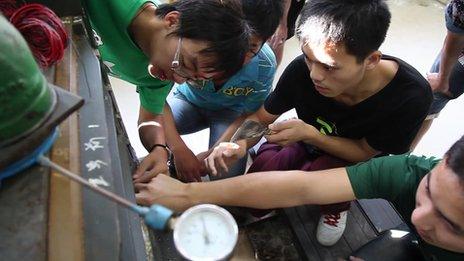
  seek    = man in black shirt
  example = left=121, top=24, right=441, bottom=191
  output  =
left=204, top=0, right=432, bottom=246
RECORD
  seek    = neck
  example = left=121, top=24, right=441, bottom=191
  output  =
left=129, top=4, right=163, bottom=57
left=335, top=59, right=397, bottom=106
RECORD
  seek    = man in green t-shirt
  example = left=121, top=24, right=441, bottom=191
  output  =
left=135, top=136, right=464, bottom=260
left=82, top=0, right=250, bottom=182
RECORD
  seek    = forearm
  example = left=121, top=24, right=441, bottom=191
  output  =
left=306, top=134, right=379, bottom=162
left=213, top=108, right=277, bottom=150
left=281, top=0, right=291, bottom=24
left=212, top=114, right=250, bottom=148
left=187, top=168, right=355, bottom=209
left=439, top=31, right=464, bottom=81
left=163, top=103, right=188, bottom=152
left=138, top=107, right=166, bottom=151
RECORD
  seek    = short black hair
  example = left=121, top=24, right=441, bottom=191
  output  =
left=445, top=135, right=464, bottom=185
left=296, top=0, right=391, bottom=62
left=156, top=0, right=251, bottom=78
left=242, top=0, right=283, bottom=41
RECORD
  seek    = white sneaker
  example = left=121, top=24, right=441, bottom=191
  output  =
left=316, top=211, right=348, bottom=246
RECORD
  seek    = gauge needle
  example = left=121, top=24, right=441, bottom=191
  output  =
left=201, top=217, right=211, bottom=245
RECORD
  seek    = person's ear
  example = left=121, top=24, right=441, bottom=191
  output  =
left=163, top=11, right=180, bottom=28
left=365, top=51, right=382, bottom=70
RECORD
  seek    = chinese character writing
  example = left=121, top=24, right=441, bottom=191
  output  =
left=84, top=137, right=106, bottom=151
left=89, top=176, right=110, bottom=187
left=86, top=160, right=108, bottom=172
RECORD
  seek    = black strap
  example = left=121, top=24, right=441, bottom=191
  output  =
left=149, top=143, right=169, bottom=153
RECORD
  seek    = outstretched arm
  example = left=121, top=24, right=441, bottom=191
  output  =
left=135, top=167, right=356, bottom=212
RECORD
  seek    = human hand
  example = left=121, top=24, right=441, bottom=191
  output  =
left=265, top=119, right=318, bottom=146
left=196, top=150, right=212, bottom=162
left=172, top=146, right=206, bottom=182
left=268, top=23, right=288, bottom=50
left=426, top=72, right=453, bottom=97
left=204, top=142, right=245, bottom=176
left=135, top=174, right=192, bottom=212
left=133, top=146, right=169, bottom=183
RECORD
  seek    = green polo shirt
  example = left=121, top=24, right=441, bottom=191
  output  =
left=82, top=0, right=172, bottom=114
left=347, top=154, right=463, bottom=260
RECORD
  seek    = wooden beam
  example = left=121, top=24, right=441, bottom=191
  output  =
left=48, top=18, right=84, bottom=261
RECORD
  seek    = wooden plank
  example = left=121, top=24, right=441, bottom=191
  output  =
left=357, top=199, right=403, bottom=234
left=284, top=208, right=319, bottom=260
left=295, top=205, right=352, bottom=260
left=48, top=18, right=84, bottom=261
left=350, top=202, right=378, bottom=239
left=342, top=202, right=377, bottom=252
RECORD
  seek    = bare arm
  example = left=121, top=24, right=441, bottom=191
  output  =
left=226, top=106, right=279, bottom=148
left=204, top=106, right=279, bottom=175
left=268, top=0, right=291, bottom=53
left=306, top=135, right=380, bottom=163
left=135, top=167, right=356, bottom=211
left=280, top=0, right=291, bottom=27
left=163, top=103, right=187, bottom=152
left=266, top=119, right=380, bottom=162
left=163, top=103, right=205, bottom=182
left=133, top=106, right=169, bottom=182
left=432, top=30, right=464, bottom=93
left=138, top=106, right=166, bottom=149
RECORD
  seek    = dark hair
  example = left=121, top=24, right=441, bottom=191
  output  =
left=242, top=0, right=283, bottom=41
left=445, top=135, right=464, bottom=182
left=296, top=0, right=391, bottom=62
left=156, top=0, right=251, bottom=78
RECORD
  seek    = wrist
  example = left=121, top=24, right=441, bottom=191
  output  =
left=149, top=144, right=170, bottom=159
left=185, top=182, right=201, bottom=206
left=303, top=125, right=319, bottom=144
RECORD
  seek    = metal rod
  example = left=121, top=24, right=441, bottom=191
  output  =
left=38, top=155, right=136, bottom=210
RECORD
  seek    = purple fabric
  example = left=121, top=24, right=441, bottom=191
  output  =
left=248, top=142, right=350, bottom=215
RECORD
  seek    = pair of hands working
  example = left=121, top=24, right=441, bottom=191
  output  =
left=134, top=118, right=320, bottom=208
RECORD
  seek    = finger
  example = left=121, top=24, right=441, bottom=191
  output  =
left=216, top=152, right=229, bottom=174
left=133, top=160, right=152, bottom=179
left=135, top=191, right=148, bottom=205
left=134, top=171, right=156, bottom=183
left=134, top=183, right=148, bottom=191
left=268, top=121, right=290, bottom=132
left=265, top=131, right=286, bottom=143
left=183, top=172, right=196, bottom=183
left=206, top=157, right=216, bottom=176
left=192, top=169, right=203, bottom=182
left=222, top=147, right=238, bottom=157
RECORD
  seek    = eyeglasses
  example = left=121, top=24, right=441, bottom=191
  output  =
left=171, top=37, right=212, bottom=89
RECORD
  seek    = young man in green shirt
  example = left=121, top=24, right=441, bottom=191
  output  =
left=82, top=0, right=250, bottom=182
left=135, top=136, right=464, bottom=260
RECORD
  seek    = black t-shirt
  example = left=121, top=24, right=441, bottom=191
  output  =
left=265, top=54, right=432, bottom=154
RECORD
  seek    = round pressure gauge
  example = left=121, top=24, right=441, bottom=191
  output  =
left=173, top=204, right=238, bottom=261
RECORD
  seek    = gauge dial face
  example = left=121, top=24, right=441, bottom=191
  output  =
left=173, top=204, right=238, bottom=261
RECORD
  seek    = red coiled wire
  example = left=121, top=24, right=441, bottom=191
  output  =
left=1, top=1, right=68, bottom=68
left=0, top=0, right=17, bottom=18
